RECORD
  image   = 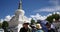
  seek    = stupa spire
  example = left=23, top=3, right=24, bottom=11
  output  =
left=18, top=0, right=22, bottom=9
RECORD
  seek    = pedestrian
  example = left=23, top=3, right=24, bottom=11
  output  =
left=36, top=23, right=44, bottom=32
left=20, top=22, right=32, bottom=32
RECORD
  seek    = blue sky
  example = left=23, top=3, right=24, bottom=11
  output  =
left=0, top=0, right=60, bottom=19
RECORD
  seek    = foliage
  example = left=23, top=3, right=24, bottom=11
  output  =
left=2, top=21, right=9, bottom=32
left=31, top=18, right=35, bottom=24
left=46, top=13, right=60, bottom=23
left=2, top=21, right=9, bottom=29
left=0, top=23, right=2, bottom=28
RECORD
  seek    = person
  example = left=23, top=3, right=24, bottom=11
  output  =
left=20, top=22, right=32, bottom=32
left=37, top=20, right=48, bottom=32
left=36, top=23, right=44, bottom=32
left=46, top=22, right=55, bottom=32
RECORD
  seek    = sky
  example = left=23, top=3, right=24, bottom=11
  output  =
left=0, top=0, right=60, bottom=21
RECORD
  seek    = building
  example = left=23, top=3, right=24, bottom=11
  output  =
left=8, top=0, right=30, bottom=32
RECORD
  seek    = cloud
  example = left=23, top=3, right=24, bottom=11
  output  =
left=34, top=0, right=60, bottom=12
left=49, top=0, right=59, bottom=6
left=30, top=13, right=47, bottom=20
left=0, top=12, right=60, bottom=23
left=4, top=15, right=14, bottom=21
left=30, top=12, right=60, bottom=20
left=0, top=14, right=31, bottom=23
left=0, top=15, right=13, bottom=23
left=4, top=15, right=12, bottom=21
left=56, top=12, right=60, bottom=14
left=35, top=6, right=60, bottom=12
left=23, top=16, right=32, bottom=23
left=53, top=12, right=60, bottom=14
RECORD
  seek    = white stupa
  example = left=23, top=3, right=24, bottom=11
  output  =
left=8, top=0, right=30, bottom=32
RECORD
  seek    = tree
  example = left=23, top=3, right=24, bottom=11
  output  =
left=0, top=23, right=2, bottom=28
left=30, top=18, right=35, bottom=28
left=46, top=13, right=60, bottom=23
left=52, top=14, right=60, bottom=20
left=31, top=18, right=35, bottom=25
left=2, top=21, right=9, bottom=32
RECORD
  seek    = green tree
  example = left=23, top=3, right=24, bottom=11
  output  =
left=2, top=21, right=9, bottom=32
left=52, top=14, right=60, bottom=20
left=0, top=23, right=2, bottom=28
left=46, top=13, right=60, bottom=23
left=31, top=18, right=35, bottom=25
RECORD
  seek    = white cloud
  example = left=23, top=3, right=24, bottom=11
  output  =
left=49, top=0, right=59, bottom=6
left=23, top=16, right=32, bottom=23
left=56, top=12, right=60, bottom=14
left=35, top=6, right=60, bottom=12
left=35, top=0, right=60, bottom=12
left=47, top=12, right=60, bottom=17
left=4, top=15, right=12, bottom=21
left=30, top=13, right=47, bottom=20
left=0, top=14, right=31, bottom=23
left=30, top=12, right=60, bottom=20
left=53, top=12, right=60, bottom=15
left=0, top=15, right=15, bottom=23
left=47, top=13, right=52, bottom=17
left=0, top=12, right=60, bottom=23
